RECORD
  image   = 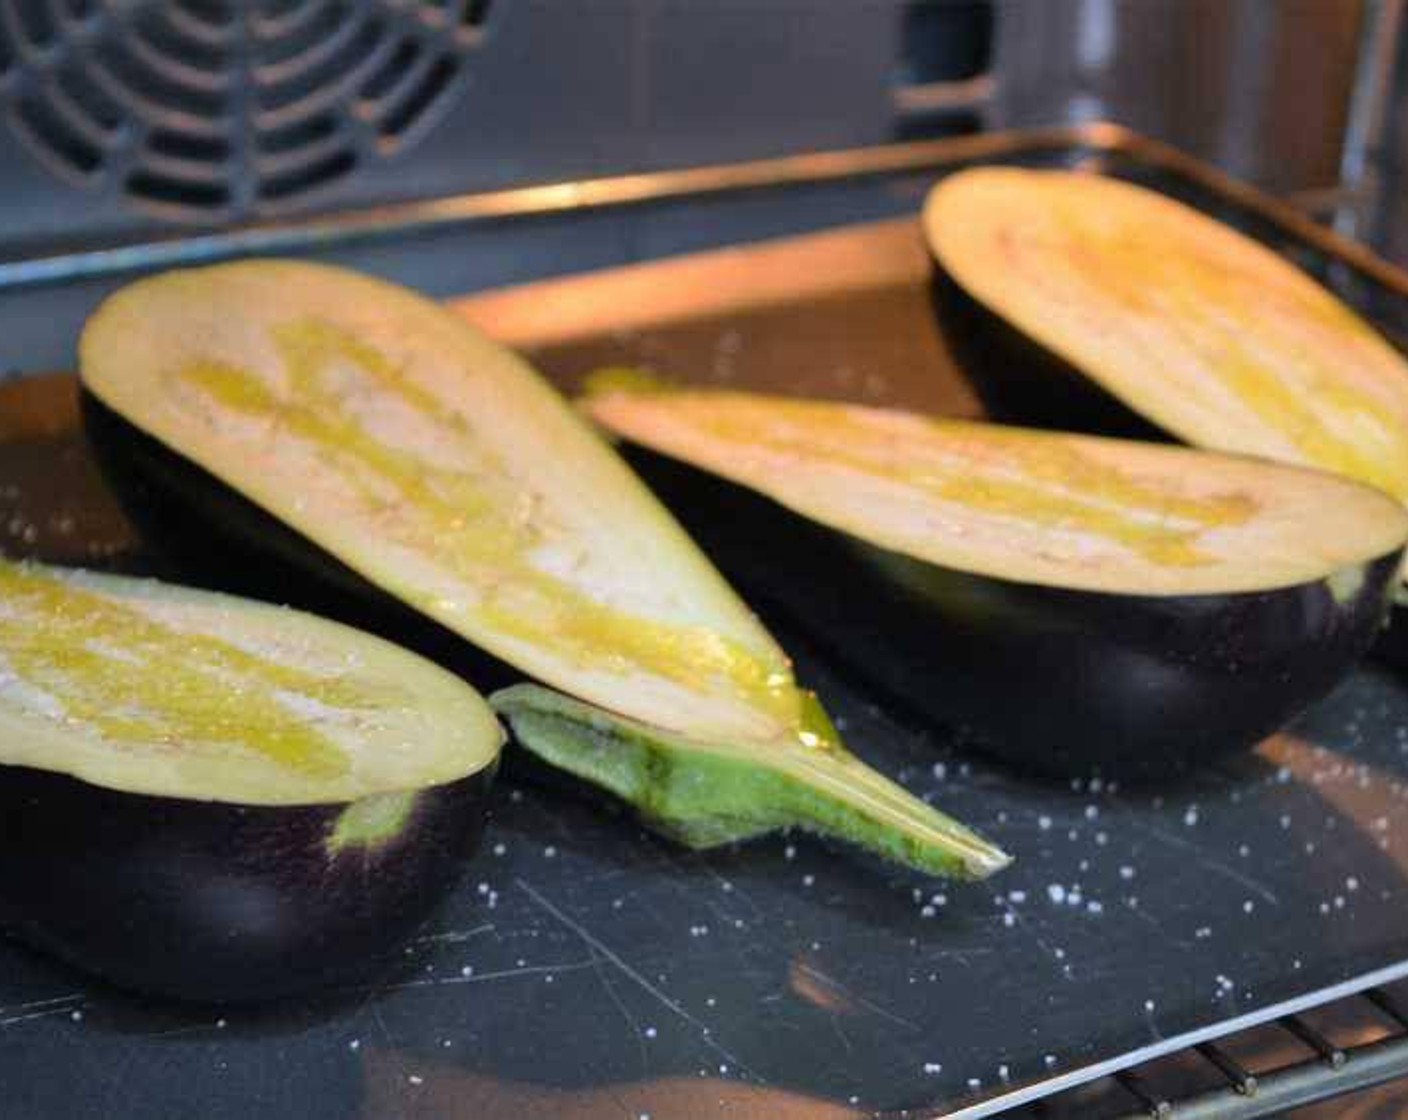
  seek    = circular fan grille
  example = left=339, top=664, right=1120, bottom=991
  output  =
left=0, top=0, right=489, bottom=222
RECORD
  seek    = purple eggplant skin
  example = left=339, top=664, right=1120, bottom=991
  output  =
left=625, top=448, right=1402, bottom=782
left=928, top=269, right=1172, bottom=444
left=0, top=762, right=495, bottom=1004
left=927, top=268, right=1408, bottom=669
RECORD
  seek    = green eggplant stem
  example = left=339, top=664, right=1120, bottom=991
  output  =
left=490, top=684, right=1011, bottom=880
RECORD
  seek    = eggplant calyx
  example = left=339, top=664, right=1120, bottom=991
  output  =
left=490, top=684, right=1011, bottom=880
left=325, top=789, right=419, bottom=857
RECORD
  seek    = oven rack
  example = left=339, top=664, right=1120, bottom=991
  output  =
left=1022, top=981, right=1408, bottom=1118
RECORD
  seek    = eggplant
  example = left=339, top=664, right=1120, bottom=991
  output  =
left=78, top=260, right=1007, bottom=879
left=922, top=168, right=1408, bottom=527
left=0, top=558, right=500, bottom=1002
left=584, top=386, right=1408, bottom=778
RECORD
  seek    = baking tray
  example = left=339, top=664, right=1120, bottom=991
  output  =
left=2, top=127, right=1408, bottom=1119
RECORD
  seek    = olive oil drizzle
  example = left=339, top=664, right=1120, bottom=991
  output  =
left=0, top=563, right=364, bottom=777
left=173, top=319, right=799, bottom=731
left=683, top=398, right=1256, bottom=567
left=1024, top=188, right=1408, bottom=500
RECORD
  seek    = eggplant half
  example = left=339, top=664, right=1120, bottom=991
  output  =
left=0, top=558, right=500, bottom=1002
left=78, top=261, right=1007, bottom=879
left=923, top=168, right=1408, bottom=515
left=585, top=386, right=1408, bottom=778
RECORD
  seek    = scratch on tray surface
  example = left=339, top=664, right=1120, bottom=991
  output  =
left=382, top=959, right=597, bottom=993
left=591, top=953, right=650, bottom=1076
left=1125, top=899, right=1194, bottom=950
left=991, top=902, right=1073, bottom=983
left=516, top=878, right=766, bottom=1084
left=371, top=1004, right=397, bottom=1051
left=144, top=1020, right=228, bottom=1039
left=793, top=964, right=919, bottom=1031
left=0, top=993, right=84, bottom=1029
left=691, top=857, right=765, bottom=921
left=410, top=924, right=496, bottom=946
left=1132, top=820, right=1281, bottom=906
left=827, top=1011, right=855, bottom=1055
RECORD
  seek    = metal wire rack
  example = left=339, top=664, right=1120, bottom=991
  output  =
left=1016, top=980, right=1408, bottom=1118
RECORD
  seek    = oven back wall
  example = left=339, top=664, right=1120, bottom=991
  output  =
left=0, top=1, right=1380, bottom=375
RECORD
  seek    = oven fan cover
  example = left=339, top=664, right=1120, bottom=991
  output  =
left=0, top=1, right=488, bottom=224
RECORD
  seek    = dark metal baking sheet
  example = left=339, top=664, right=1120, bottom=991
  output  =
left=2, top=130, right=1408, bottom=1119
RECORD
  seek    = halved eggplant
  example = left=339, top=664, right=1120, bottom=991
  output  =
left=78, top=260, right=1007, bottom=879
left=584, top=386, right=1408, bottom=778
left=0, top=558, right=500, bottom=1002
left=923, top=168, right=1408, bottom=514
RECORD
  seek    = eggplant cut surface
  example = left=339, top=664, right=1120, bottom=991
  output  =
left=923, top=168, right=1408, bottom=511
left=586, top=386, right=1408, bottom=776
left=79, top=261, right=1007, bottom=879
left=0, top=558, right=500, bottom=1001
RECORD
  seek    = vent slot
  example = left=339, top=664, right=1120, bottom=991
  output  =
left=133, top=7, right=229, bottom=74
left=359, top=36, right=418, bottom=102
left=255, top=2, right=353, bottom=70
left=378, top=53, right=455, bottom=143
left=172, top=0, right=233, bottom=32
left=1, top=0, right=484, bottom=221
left=259, top=147, right=355, bottom=201
left=54, top=60, right=124, bottom=131
left=258, top=0, right=305, bottom=19
left=255, top=17, right=384, bottom=113
left=147, top=128, right=229, bottom=163
left=459, top=0, right=491, bottom=29
left=256, top=111, right=338, bottom=154
left=126, top=168, right=229, bottom=210
left=13, top=0, right=55, bottom=49
left=95, top=36, right=228, bottom=118
left=12, top=90, right=101, bottom=175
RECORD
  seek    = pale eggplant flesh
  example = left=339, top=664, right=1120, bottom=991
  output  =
left=0, top=559, right=501, bottom=1002
left=584, top=386, right=1408, bottom=779
left=922, top=169, right=1408, bottom=551
left=78, top=260, right=1008, bottom=880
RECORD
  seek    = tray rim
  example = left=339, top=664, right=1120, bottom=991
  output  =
left=4, top=121, right=1408, bottom=301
